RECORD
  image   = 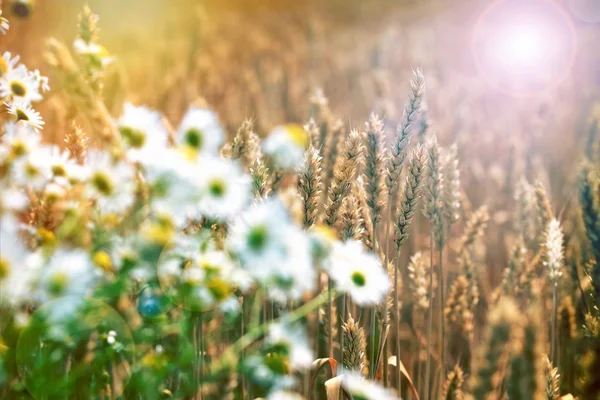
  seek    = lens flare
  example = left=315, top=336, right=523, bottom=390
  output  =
left=472, top=0, right=576, bottom=96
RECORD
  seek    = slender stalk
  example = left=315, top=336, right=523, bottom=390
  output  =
left=439, top=247, right=445, bottom=383
left=424, top=233, right=434, bottom=400
left=340, top=293, right=346, bottom=366
left=551, top=285, right=557, bottom=363
left=212, top=290, right=333, bottom=373
left=394, top=254, right=402, bottom=396
left=370, top=219, right=378, bottom=378
left=382, top=206, right=392, bottom=387
left=328, top=278, right=334, bottom=359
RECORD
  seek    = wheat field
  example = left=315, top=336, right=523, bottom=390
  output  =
left=1, top=0, right=600, bottom=399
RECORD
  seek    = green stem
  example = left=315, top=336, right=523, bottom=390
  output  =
left=212, top=290, right=333, bottom=374
left=370, top=219, right=378, bottom=379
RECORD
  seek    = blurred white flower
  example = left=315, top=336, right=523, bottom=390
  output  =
left=267, top=322, right=313, bottom=370
left=263, top=124, right=309, bottom=170
left=39, top=249, right=99, bottom=301
left=2, top=121, right=41, bottom=156
left=196, top=156, right=250, bottom=220
left=341, top=371, right=397, bottom=400
left=4, top=98, right=44, bottom=131
left=325, top=240, right=389, bottom=305
left=177, top=106, right=225, bottom=154
left=0, top=52, right=20, bottom=75
left=11, top=147, right=52, bottom=190
left=116, top=103, right=168, bottom=160
left=85, top=150, right=136, bottom=214
left=267, top=390, right=305, bottom=400
left=0, top=12, right=9, bottom=35
left=229, top=199, right=315, bottom=301
left=0, top=216, right=40, bottom=306
left=0, top=65, right=43, bottom=103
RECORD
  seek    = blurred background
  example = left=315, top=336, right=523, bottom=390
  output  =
left=3, top=0, right=600, bottom=283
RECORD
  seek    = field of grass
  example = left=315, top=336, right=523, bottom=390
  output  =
left=1, top=0, right=600, bottom=399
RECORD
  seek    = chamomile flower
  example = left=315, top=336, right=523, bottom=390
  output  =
left=39, top=249, right=99, bottom=301
left=141, top=148, right=203, bottom=226
left=325, top=240, right=389, bottom=306
left=0, top=64, right=43, bottom=102
left=267, top=322, right=313, bottom=370
left=0, top=216, right=40, bottom=305
left=196, top=156, right=250, bottom=220
left=340, top=371, right=397, bottom=400
left=4, top=98, right=44, bottom=131
left=0, top=52, right=20, bottom=76
left=267, top=391, right=305, bottom=400
left=177, top=106, right=225, bottom=154
left=227, top=199, right=292, bottom=280
left=0, top=11, right=8, bottom=35
left=267, top=226, right=315, bottom=303
left=2, top=121, right=41, bottom=157
left=36, top=145, right=77, bottom=181
left=263, top=124, right=309, bottom=170
left=0, top=187, right=28, bottom=213
left=85, top=150, right=136, bottom=214
left=116, top=103, right=168, bottom=160
left=11, top=148, right=52, bottom=190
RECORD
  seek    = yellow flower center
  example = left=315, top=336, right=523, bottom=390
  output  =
left=351, top=271, right=366, bottom=287
left=119, top=126, right=146, bottom=148
left=10, top=80, right=27, bottom=97
left=284, top=124, right=309, bottom=149
left=0, top=257, right=9, bottom=280
left=15, top=108, right=29, bottom=121
left=93, top=251, right=113, bottom=272
left=48, top=272, right=69, bottom=296
left=184, top=128, right=204, bottom=149
left=0, top=57, right=8, bottom=76
left=52, top=164, right=67, bottom=177
left=37, top=228, right=56, bottom=246
left=91, top=171, right=114, bottom=196
left=208, top=179, right=226, bottom=197
left=247, top=225, right=268, bottom=252
left=10, top=141, right=28, bottom=157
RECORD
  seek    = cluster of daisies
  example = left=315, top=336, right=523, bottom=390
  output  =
left=0, top=51, right=395, bottom=400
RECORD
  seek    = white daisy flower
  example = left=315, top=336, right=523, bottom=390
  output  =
left=325, top=240, right=389, bottom=306
left=267, top=391, right=305, bottom=400
left=196, top=156, right=250, bottom=220
left=73, top=38, right=102, bottom=56
left=4, top=98, right=44, bottom=131
left=267, top=226, right=315, bottom=303
left=85, top=150, right=136, bottom=214
left=340, top=371, right=397, bottom=400
left=141, top=148, right=203, bottom=226
left=1, top=121, right=41, bottom=156
left=227, top=199, right=292, bottom=281
left=177, top=106, right=225, bottom=154
left=0, top=64, right=43, bottom=103
left=11, top=147, right=52, bottom=190
left=116, top=103, right=168, bottom=160
left=0, top=11, right=9, bottom=35
left=267, top=322, right=313, bottom=370
left=0, top=187, right=28, bottom=213
left=31, top=69, right=50, bottom=93
left=39, top=249, right=99, bottom=301
left=0, top=52, right=20, bottom=76
left=0, top=216, right=41, bottom=306
left=263, top=124, right=309, bottom=170
left=35, top=145, right=77, bottom=181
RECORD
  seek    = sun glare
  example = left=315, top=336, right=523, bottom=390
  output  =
left=472, top=0, right=576, bottom=96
